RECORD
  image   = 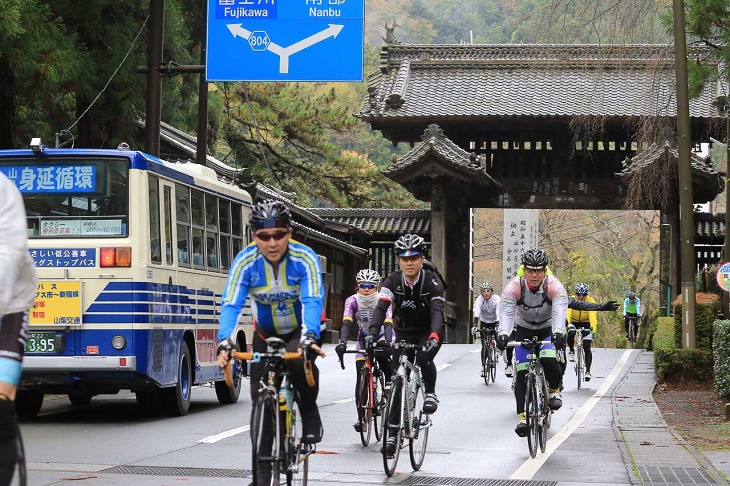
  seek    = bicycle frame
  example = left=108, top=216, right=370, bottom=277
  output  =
left=479, top=328, right=498, bottom=385
left=339, top=345, right=387, bottom=446
left=382, top=342, right=432, bottom=476
left=572, top=326, right=586, bottom=388
left=225, top=337, right=314, bottom=484
left=508, top=338, right=552, bottom=458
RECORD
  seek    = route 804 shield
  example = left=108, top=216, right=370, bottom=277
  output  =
left=206, top=0, right=365, bottom=82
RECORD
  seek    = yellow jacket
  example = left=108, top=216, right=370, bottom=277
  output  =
left=566, top=294, right=597, bottom=330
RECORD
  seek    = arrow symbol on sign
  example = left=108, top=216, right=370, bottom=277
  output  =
left=227, top=23, right=344, bottom=74
left=286, top=24, right=344, bottom=56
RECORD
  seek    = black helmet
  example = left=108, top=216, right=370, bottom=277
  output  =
left=250, top=200, right=291, bottom=230
left=627, top=291, right=636, bottom=299
left=574, top=283, right=589, bottom=296
left=522, top=249, right=549, bottom=269
left=394, top=233, right=427, bottom=257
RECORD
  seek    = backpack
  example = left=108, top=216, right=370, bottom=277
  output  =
left=423, top=259, right=448, bottom=290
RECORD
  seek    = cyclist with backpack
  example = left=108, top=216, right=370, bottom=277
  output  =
left=335, top=269, right=394, bottom=432
left=566, top=283, right=598, bottom=381
left=497, top=249, right=568, bottom=437
left=368, top=234, right=445, bottom=457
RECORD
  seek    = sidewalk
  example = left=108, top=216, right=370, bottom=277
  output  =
left=614, top=350, right=730, bottom=485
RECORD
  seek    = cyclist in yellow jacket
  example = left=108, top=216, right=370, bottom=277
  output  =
left=565, top=283, right=597, bottom=381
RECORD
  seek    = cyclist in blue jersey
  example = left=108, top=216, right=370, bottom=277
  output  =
left=216, top=200, right=326, bottom=454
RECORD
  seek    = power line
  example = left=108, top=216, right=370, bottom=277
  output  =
left=61, top=14, right=150, bottom=146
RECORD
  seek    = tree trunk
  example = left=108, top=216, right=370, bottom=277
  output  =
left=0, top=64, right=16, bottom=148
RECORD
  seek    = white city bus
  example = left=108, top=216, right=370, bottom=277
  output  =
left=0, top=144, right=255, bottom=416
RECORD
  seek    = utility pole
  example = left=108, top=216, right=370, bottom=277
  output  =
left=672, top=0, right=697, bottom=349
left=196, top=0, right=208, bottom=165
left=144, top=0, right=164, bottom=157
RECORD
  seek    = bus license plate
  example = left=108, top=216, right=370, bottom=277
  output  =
left=26, top=332, right=59, bottom=353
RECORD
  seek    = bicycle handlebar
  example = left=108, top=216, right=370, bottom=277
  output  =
left=338, top=346, right=390, bottom=370
left=224, top=348, right=315, bottom=388
left=506, top=339, right=552, bottom=349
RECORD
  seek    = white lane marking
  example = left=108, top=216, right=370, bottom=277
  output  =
left=198, top=425, right=250, bottom=444
left=332, top=397, right=355, bottom=404
left=470, top=348, right=482, bottom=353
left=437, top=363, right=452, bottom=372
left=510, top=349, right=633, bottom=480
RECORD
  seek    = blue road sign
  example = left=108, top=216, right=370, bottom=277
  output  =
left=206, top=0, right=364, bottom=82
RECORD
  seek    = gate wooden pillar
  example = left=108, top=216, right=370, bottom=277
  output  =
left=430, top=182, right=470, bottom=343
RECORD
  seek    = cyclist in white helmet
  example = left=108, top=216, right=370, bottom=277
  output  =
left=471, top=282, right=512, bottom=376
left=335, top=269, right=394, bottom=432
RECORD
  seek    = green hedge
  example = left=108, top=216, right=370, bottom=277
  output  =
left=653, top=317, right=675, bottom=350
left=713, top=320, right=730, bottom=399
left=672, top=292, right=720, bottom=350
left=654, top=315, right=714, bottom=382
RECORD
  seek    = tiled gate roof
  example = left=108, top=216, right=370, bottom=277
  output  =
left=308, top=208, right=431, bottom=237
left=357, top=44, right=721, bottom=122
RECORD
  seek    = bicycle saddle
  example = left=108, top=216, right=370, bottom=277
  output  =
left=265, top=336, right=287, bottom=349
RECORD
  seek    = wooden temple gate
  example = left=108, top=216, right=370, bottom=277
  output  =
left=358, top=44, right=724, bottom=343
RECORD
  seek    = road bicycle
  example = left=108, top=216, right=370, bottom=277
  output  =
left=382, top=341, right=432, bottom=477
left=626, top=315, right=641, bottom=347
left=338, top=345, right=388, bottom=446
left=571, top=326, right=587, bottom=389
left=508, top=337, right=552, bottom=458
left=477, top=328, right=498, bottom=385
left=225, top=337, right=315, bottom=486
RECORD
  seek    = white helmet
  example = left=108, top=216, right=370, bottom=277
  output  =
left=356, top=269, right=381, bottom=284
left=480, top=282, right=493, bottom=291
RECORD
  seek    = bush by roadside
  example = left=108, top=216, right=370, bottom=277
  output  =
left=713, top=320, right=730, bottom=399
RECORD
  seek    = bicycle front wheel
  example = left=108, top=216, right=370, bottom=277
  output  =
left=481, top=344, right=490, bottom=385
left=373, top=371, right=385, bottom=442
left=525, top=373, right=539, bottom=458
left=488, top=344, right=497, bottom=383
left=536, top=372, right=548, bottom=453
left=286, top=397, right=308, bottom=486
left=357, top=366, right=373, bottom=446
left=409, top=380, right=429, bottom=470
left=576, top=343, right=584, bottom=389
left=252, top=394, right=280, bottom=486
left=382, top=377, right=404, bottom=477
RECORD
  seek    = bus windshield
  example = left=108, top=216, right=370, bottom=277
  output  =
left=0, top=157, right=129, bottom=238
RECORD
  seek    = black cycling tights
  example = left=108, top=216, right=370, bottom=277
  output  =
left=0, top=397, right=18, bottom=486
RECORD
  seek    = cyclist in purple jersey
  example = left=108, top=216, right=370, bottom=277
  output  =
left=336, top=269, right=394, bottom=432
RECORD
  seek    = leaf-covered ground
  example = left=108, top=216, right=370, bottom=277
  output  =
left=653, top=380, right=730, bottom=452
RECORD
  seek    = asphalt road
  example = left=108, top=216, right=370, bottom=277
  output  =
left=20, top=344, right=638, bottom=485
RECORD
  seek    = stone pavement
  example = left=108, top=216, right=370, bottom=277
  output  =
left=614, top=351, right=730, bottom=485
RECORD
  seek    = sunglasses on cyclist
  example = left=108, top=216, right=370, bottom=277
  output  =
left=358, top=283, right=377, bottom=290
left=576, top=293, right=588, bottom=297
left=399, top=255, right=422, bottom=263
left=254, top=230, right=289, bottom=242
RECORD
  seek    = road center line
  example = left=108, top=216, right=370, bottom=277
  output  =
left=198, top=425, right=250, bottom=444
left=510, top=349, right=634, bottom=480
left=436, top=363, right=452, bottom=371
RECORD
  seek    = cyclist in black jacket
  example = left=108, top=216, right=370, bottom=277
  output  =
left=369, top=234, right=445, bottom=456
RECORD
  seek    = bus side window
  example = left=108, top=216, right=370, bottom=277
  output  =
left=231, top=202, right=244, bottom=256
left=191, top=189, right=205, bottom=268
left=205, top=193, right=219, bottom=271
left=149, top=176, right=162, bottom=264
left=176, top=184, right=190, bottom=266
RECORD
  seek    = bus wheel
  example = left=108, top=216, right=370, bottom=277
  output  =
left=16, top=390, right=44, bottom=418
left=68, top=393, right=93, bottom=406
left=215, top=357, right=242, bottom=405
left=163, top=341, right=192, bottom=416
